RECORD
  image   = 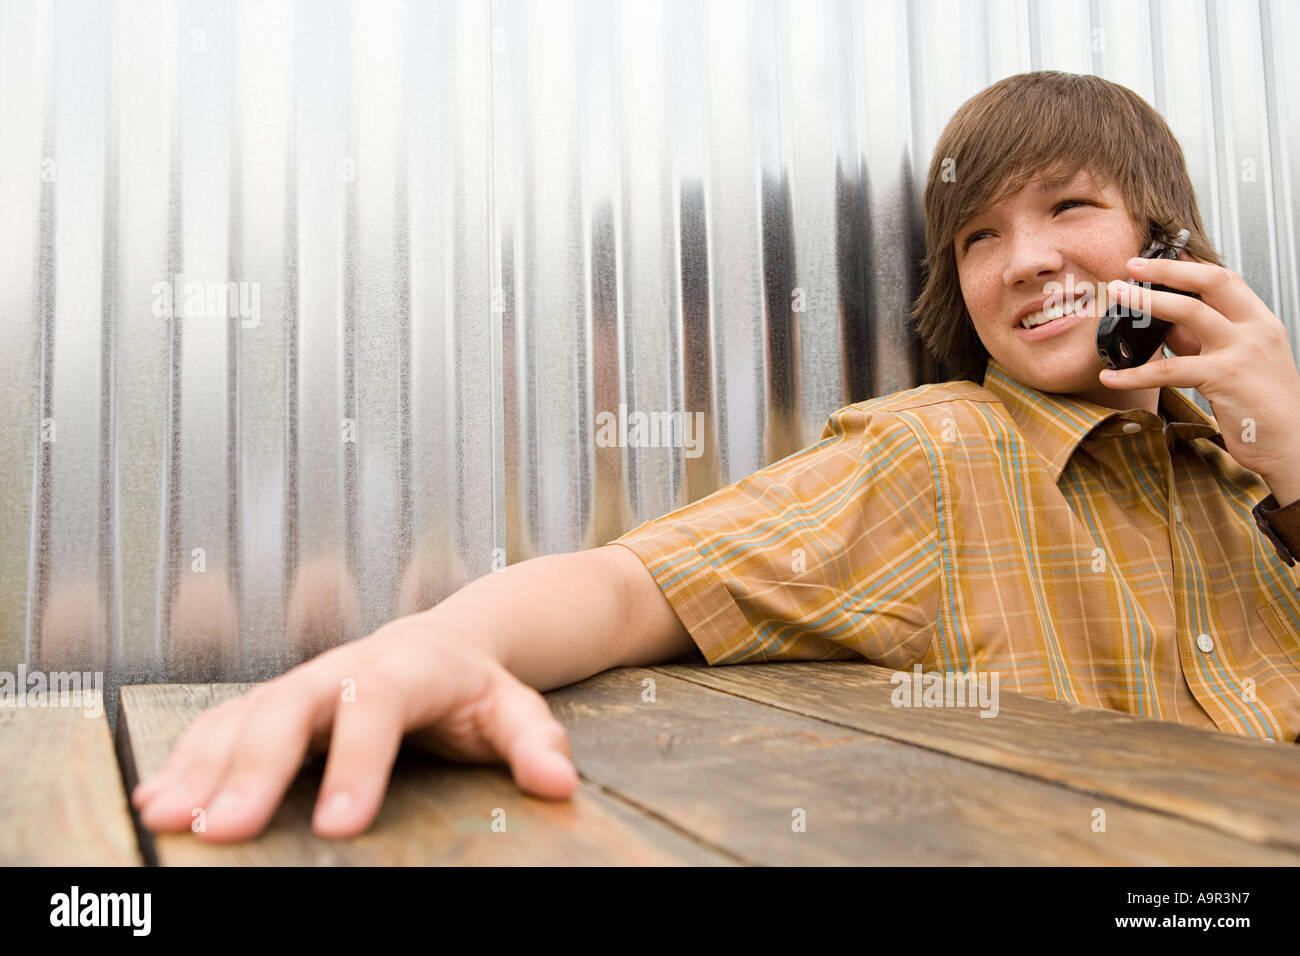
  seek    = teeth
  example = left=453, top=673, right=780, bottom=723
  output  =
left=1021, top=290, right=1093, bottom=329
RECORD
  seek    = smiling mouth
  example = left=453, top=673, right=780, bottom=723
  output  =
left=1019, top=289, right=1094, bottom=329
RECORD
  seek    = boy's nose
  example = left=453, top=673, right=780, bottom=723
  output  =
left=1002, top=233, right=1066, bottom=288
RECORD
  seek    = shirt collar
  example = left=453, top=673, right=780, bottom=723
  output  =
left=980, top=357, right=1227, bottom=484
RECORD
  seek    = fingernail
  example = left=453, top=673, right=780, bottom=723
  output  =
left=133, top=775, right=164, bottom=799
left=1128, top=256, right=1145, bottom=267
left=316, top=791, right=352, bottom=827
left=537, top=750, right=578, bottom=786
left=209, top=790, right=242, bottom=817
left=134, top=772, right=181, bottom=806
left=132, top=781, right=161, bottom=806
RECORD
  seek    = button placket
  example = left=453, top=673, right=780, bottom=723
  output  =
left=1163, top=441, right=1222, bottom=724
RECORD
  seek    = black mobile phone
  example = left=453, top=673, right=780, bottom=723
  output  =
left=1096, top=227, right=1201, bottom=370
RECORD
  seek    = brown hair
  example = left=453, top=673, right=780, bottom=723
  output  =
left=910, top=70, right=1221, bottom=383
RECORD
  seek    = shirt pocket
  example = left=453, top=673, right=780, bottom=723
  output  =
left=1256, top=597, right=1300, bottom=667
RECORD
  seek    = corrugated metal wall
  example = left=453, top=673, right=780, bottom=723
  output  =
left=2, top=0, right=1297, bottom=725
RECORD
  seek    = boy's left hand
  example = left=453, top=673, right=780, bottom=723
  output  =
left=1099, top=251, right=1300, bottom=504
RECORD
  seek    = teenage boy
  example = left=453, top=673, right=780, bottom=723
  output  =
left=132, top=71, right=1300, bottom=843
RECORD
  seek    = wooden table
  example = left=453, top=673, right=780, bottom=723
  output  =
left=7, top=661, right=1300, bottom=865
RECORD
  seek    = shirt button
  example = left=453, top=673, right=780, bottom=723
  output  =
left=1122, top=421, right=1142, bottom=434
left=1174, top=504, right=1184, bottom=523
left=1196, top=633, right=1215, bottom=653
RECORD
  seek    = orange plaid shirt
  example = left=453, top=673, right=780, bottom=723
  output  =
left=610, top=357, right=1300, bottom=740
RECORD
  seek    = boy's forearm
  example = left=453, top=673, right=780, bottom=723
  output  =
left=412, top=547, right=632, bottom=692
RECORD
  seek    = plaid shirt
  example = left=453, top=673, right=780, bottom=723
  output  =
left=610, top=357, right=1300, bottom=740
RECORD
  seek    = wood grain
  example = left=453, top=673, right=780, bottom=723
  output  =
left=0, top=691, right=142, bottom=865
left=548, top=667, right=1300, bottom=865
left=653, top=660, right=1300, bottom=852
left=116, top=683, right=734, bottom=866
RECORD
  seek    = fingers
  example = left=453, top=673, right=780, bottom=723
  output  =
left=180, top=685, right=328, bottom=842
left=479, top=673, right=579, bottom=800
left=1108, top=279, right=1230, bottom=350
left=134, top=702, right=250, bottom=833
left=130, top=619, right=581, bottom=847
left=310, top=669, right=407, bottom=838
left=131, top=707, right=223, bottom=805
left=1100, top=352, right=1202, bottom=391
left=1127, top=255, right=1258, bottom=327
left=1165, top=326, right=1203, bottom=357
left=131, top=704, right=234, bottom=804
left=133, top=643, right=362, bottom=838
left=305, top=644, right=503, bottom=837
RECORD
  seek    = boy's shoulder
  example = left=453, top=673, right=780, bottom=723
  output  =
left=837, top=379, right=1007, bottom=419
left=821, top=380, right=1015, bottom=453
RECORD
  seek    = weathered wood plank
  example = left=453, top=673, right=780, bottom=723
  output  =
left=548, top=667, right=1300, bottom=865
left=116, top=683, right=733, bottom=865
left=0, top=691, right=142, bottom=865
left=653, top=660, right=1300, bottom=852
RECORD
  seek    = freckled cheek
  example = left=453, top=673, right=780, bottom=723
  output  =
left=960, top=272, right=1002, bottom=331
left=1070, top=222, right=1136, bottom=277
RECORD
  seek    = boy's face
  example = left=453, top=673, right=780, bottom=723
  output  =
left=954, top=167, right=1159, bottom=407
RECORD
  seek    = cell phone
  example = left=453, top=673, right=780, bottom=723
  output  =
left=1096, top=227, right=1201, bottom=370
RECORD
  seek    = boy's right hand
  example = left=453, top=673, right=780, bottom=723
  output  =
left=130, top=614, right=580, bottom=842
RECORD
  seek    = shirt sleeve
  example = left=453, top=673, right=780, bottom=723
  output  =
left=605, top=405, right=942, bottom=667
left=1254, top=492, right=1300, bottom=567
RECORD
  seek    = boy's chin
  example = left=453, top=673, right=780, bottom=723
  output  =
left=1001, top=350, right=1104, bottom=394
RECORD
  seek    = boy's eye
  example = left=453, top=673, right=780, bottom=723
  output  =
left=960, top=198, right=1092, bottom=251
